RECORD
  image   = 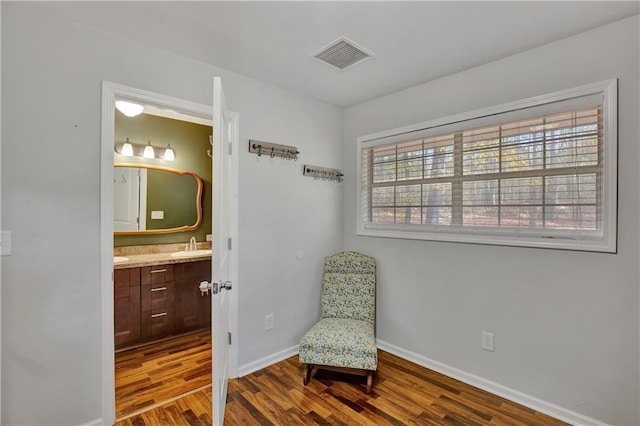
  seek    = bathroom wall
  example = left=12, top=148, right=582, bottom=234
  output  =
left=1, top=3, right=343, bottom=425
left=114, top=111, right=212, bottom=246
left=343, top=15, right=639, bottom=425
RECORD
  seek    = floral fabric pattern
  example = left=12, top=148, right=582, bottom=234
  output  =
left=323, top=251, right=377, bottom=275
left=299, top=251, right=377, bottom=371
left=321, top=251, right=376, bottom=323
left=299, top=318, right=377, bottom=370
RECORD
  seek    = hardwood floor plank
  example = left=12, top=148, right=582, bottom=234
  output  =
left=286, top=388, right=335, bottom=418
left=115, top=330, right=211, bottom=419
left=115, top=347, right=568, bottom=426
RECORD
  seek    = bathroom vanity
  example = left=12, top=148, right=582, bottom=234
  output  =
left=114, top=249, right=212, bottom=351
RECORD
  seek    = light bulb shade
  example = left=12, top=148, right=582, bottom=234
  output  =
left=116, top=101, right=144, bottom=117
left=121, top=142, right=134, bottom=156
left=143, top=143, right=155, bottom=159
left=164, top=146, right=175, bottom=161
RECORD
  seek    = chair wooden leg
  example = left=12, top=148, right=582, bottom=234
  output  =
left=365, top=371, right=373, bottom=394
left=303, top=364, right=313, bottom=385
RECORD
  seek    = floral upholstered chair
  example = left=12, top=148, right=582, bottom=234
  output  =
left=298, top=251, right=377, bottom=393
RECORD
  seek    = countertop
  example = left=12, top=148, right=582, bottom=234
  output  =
left=113, top=242, right=212, bottom=269
left=113, top=252, right=211, bottom=269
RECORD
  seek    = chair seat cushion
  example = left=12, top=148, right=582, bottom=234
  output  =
left=299, top=318, right=377, bottom=371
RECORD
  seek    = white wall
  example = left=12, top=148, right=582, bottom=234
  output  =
left=1, top=3, right=343, bottom=425
left=344, top=16, right=639, bottom=425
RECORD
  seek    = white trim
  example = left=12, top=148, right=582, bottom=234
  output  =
left=76, top=418, right=103, bottom=426
left=100, top=82, right=116, bottom=426
left=228, top=111, right=240, bottom=380
left=100, top=81, right=240, bottom=423
left=376, top=339, right=610, bottom=426
left=0, top=3, right=3, bottom=422
left=356, top=79, right=618, bottom=253
left=238, top=345, right=299, bottom=377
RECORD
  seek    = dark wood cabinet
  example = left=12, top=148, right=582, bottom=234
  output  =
left=115, top=260, right=211, bottom=351
left=174, top=260, right=212, bottom=332
left=141, top=264, right=176, bottom=340
left=114, top=268, right=141, bottom=349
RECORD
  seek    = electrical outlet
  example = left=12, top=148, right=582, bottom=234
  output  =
left=481, top=331, right=494, bottom=352
left=265, top=314, right=274, bottom=330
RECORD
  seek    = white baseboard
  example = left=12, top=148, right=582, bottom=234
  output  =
left=239, top=344, right=299, bottom=377
left=77, top=418, right=104, bottom=426
left=376, top=339, right=609, bottom=426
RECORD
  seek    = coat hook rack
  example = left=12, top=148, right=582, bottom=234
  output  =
left=249, top=139, right=299, bottom=160
left=207, top=135, right=213, bottom=158
left=303, top=165, right=344, bottom=182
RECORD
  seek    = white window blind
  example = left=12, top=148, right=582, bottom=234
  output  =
left=357, top=80, right=617, bottom=252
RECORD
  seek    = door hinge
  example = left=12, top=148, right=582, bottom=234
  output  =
left=228, top=238, right=232, bottom=250
left=228, top=331, right=232, bottom=345
left=228, top=142, right=233, bottom=155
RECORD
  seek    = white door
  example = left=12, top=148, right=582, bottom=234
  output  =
left=113, top=167, right=141, bottom=231
left=212, top=76, right=233, bottom=425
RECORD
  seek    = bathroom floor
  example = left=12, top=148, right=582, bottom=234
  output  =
left=115, top=330, right=212, bottom=420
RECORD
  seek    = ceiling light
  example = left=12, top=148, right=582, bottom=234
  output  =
left=143, top=141, right=155, bottom=159
left=115, top=100, right=144, bottom=117
left=163, top=144, right=175, bottom=161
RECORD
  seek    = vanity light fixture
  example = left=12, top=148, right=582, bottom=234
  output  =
left=143, top=141, right=155, bottom=159
left=164, top=144, right=175, bottom=161
left=121, top=137, right=134, bottom=156
left=115, top=100, right=144, bottom=117
left=114, top=139, right=175, bottom=161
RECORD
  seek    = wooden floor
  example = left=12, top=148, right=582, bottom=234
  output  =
left=116, top=341, right=568, bottom=426
left=115, top=330, right=212, bottom=420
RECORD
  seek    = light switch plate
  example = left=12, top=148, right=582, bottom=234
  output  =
left=151, top=211, right=164, bottom=220
left=206, top=234, right=213, bottom=242
left=1, top=231, right=12, bottom=256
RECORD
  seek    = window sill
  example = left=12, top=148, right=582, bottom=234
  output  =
left=357, top=225, right=616, bottom=253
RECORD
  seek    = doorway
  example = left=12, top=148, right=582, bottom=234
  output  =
left=100, top=81, right=239, bottom=425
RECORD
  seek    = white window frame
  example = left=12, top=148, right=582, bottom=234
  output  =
left=356, top=79, right=617, bottom=252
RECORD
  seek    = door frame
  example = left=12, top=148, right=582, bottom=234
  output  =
left=100, top=81, right=239, bottom=425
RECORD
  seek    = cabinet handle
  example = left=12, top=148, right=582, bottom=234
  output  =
left=151, top=312, right=168, bottom=318
left=150, top=268, right=167, bottom=274
left=150, top=287, right=167, bottom=292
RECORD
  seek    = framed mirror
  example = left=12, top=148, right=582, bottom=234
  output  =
left=114, top=163, right=203, bottom=235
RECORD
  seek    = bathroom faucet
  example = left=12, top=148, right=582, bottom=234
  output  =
left=189, top=236, right=197, bottom=252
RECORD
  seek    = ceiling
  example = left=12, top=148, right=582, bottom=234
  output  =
left=31, top=1, right=639, bottom=108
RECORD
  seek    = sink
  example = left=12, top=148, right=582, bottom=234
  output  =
left=171, top=249, right=212, bottom=258
left=113, top=256, right=129, bottom=264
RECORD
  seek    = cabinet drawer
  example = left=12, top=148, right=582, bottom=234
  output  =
left=141, top=282, right=175, bottom=312
left=141, top=264, right=175, bottom=285
left=141, top=308, right=174, bottom=340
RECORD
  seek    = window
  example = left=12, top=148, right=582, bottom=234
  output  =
left=357, top=80, right=617, bottom=252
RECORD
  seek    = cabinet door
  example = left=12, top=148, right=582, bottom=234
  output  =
left=174, top=260, right=211, bottom=333
left=174, top=278, right=206, bottom=331
left=114, top=268, right=141, bottom=348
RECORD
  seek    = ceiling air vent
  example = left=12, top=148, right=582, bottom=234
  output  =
left=313, top=38, right=372, bottom=70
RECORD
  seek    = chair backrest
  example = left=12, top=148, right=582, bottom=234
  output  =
left=320, top=251, right=376, bottom=323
